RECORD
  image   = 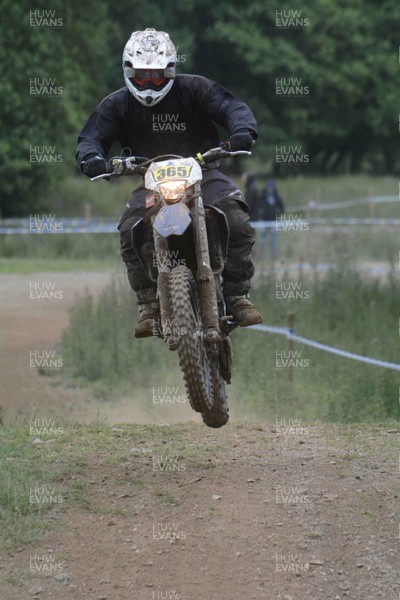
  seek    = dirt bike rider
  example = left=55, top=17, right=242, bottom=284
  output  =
left=76, top=28, right=263, bottom=338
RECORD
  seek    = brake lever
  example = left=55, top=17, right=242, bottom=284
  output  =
left=91, top=173, right=114, bottom=181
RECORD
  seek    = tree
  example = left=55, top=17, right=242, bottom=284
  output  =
left=1, top=0, right=399, bottom=216
left=0, top=0, right=110, bottom=216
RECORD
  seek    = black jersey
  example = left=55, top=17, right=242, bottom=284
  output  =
left=76, top=74, right=258, bottom=164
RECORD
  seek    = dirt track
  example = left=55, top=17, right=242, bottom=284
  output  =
left=1, top=422, right=399, bottom=600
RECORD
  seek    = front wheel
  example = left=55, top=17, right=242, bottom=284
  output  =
left=169, top=266, right=214, bottom=413
left=202, top=359, right=229, bottom=428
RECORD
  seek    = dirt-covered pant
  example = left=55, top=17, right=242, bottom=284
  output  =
left=118, top=168, right=255, bottom=303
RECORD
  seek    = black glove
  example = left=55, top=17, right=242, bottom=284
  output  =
left=228, top=131, right=254, bottom=152
left=81, top=155, right=107, bottom=178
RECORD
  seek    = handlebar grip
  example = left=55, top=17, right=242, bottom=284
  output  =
left=106, top=158, right=115, bottom=174
left=219, top=141, right=231, bottom=151
left=106, top=157, right=134, bottom=174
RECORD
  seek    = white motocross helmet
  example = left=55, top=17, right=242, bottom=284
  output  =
left=122, top=28, right=177, bottom=107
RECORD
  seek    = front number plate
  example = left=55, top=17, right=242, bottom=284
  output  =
left=152, top=164, right=192, bottom=182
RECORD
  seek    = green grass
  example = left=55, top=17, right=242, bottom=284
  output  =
left=0, top=421, right=67, bottom=549
left=0, top=258, right=118, bottom=274
left=250, top=172, right=398, bottom=213
left=0, top=231, right=120, bottom=262
left=0, top=416, right=115, bottom=550
left=49, top=175, right=135, bottom=218
left=254, top=228, right=399, bottom=266
left=61, top=274, right=180, bottom=387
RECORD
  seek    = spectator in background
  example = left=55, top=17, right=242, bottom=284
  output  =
left=259, top=180, right=285, bottom=262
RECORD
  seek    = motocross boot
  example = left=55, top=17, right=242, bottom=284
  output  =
left=225, top=295, right=263, bottom=327
left=132, top=286, right=160, bottom=339
left=134, top=302, right=160, bottom=338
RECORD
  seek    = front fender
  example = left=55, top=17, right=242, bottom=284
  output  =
left=153, top=203, right=191, bottom=238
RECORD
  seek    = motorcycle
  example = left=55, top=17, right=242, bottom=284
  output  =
left=92, top=147, right=251, bottom=427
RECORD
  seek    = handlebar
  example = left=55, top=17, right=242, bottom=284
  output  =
left=90, top=147, right=251, bottom=181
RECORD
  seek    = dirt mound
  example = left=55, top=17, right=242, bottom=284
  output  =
left=1, top=422, right=398, bottom=599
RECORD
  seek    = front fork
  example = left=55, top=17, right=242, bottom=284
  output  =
left=191, top=182, right=220, bottom=342
left=152, top=227, right=175, bottom=349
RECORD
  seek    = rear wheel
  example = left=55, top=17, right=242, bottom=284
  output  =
left=169, top=266, right=213, bottom=413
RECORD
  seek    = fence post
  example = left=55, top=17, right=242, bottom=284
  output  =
left=316, top=186, right=322, bottom=218
left=287, top=312, right=296, bottom=383
left=368, top=187, right=375, bottom=219
left=84, top=202, right=92, bottom=220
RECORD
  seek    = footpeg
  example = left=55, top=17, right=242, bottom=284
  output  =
left=220, top=316, right=239, bottom=334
